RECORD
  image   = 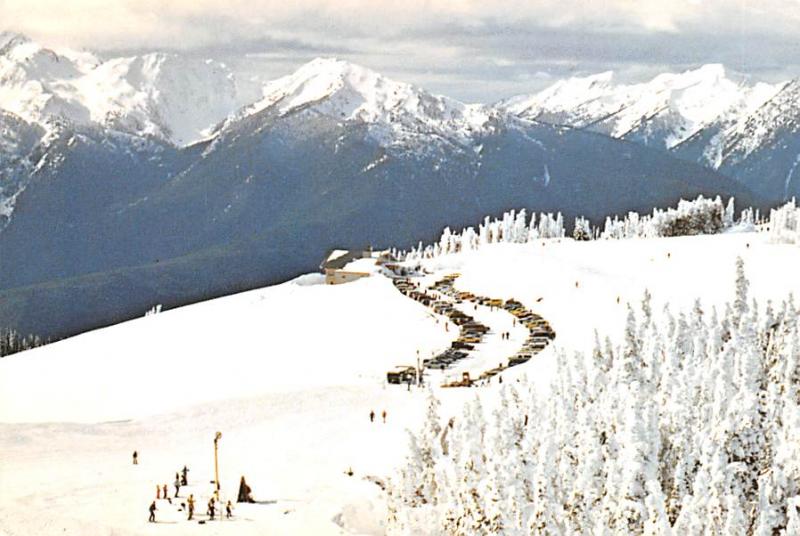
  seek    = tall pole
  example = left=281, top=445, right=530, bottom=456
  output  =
left=416, top=349, right=421, bottom=386
left=214, top=431, right=222, bottom=500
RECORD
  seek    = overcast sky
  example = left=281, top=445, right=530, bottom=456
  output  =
left=3, top=0, right=800, bottom=102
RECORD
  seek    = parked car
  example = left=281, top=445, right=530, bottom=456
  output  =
left=387, top=366, right=417, bottom=385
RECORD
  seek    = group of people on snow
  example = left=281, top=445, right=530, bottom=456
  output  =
left=137, top=457, right=227, bottom=524
left=147, top=464, right=194, bottom=522
left=369, top=409, right=388, bottom=423
left=145, top=470, right=249, bottom=523
left=205, top=497, right=234, bottom=520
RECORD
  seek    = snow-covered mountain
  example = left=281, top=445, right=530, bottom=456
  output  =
left=679, top=79, right=800, bottom=200
left=0, top=33, right=795, bottom=226
left=502, top=64, right=800, bottom=200
left=0, top=32, right=262, bottom=145
left=0, top=34, right=766, bottom=343
left=222, top=57, right=497, bottom=150
left=0, top=32, right=268, bottom=225
left=501, top=64, right=781, bottom=152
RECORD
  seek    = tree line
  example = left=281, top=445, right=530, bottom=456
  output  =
left=1, top=328, right=46, bottom=357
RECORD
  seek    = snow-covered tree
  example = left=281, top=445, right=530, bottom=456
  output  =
left=391, top=259, right=800, bottom=535
left=573, top=217, right=592, bottom=241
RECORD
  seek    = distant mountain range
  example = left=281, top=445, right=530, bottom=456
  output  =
left=0, top=32, right=788, bottom=341
left=500, top=64, right=800, bottom=201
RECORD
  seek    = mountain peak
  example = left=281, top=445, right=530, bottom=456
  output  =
left=294, top=57, right=374, bottom=79
left=253, top=56, right=412, bottom=117
left=650, top=63, right=731, bottom=89
left=692, top=63, right=726, bottom=78
left=217, top=56, right=497, bottom=151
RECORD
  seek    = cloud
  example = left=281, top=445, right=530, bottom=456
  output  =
left=4, top=0, right=798, bottom=49
left=3, top=0, right=800, bottom=101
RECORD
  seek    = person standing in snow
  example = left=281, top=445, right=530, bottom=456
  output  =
left=382, top=410, right=387, bottom=423
left=208, top=498, right=216, bottom=520
left=132, top=451, right=138, bottom=465
left=162, top=484, right=168, bottom=501
left=156, top=485, right=161, bottom=499
left=148, top=501, right=157, bottom=523
left=187, top=494, right=195, bottom=521
left=174, top=473, right=181, bottom=498
left=369, top=410, right=375, bottom=423
left=181, top=465, right=189, bottom=486
left=225, top=500, right=233, bottom=519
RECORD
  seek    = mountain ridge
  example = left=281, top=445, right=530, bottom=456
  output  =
left=0, top=32, right=779, bottom=341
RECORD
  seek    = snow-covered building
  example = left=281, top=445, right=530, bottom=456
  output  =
left=320, top=248, right=375, bottom=285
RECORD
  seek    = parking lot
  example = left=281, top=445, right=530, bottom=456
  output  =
left=391, top=273, right=556, bottom=386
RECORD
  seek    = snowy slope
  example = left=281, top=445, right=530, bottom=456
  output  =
left=702, top=80, right=800, bottom=200
left=0, top=34, right=492, bottom=150
left=221, top=57, right=497, bottom=150
left=0, top=32, right=261, bottom=145
left=2, top=231, right=800, bottom=534
left=501, top=64, right=781, bottom=152
left=0, top=274, right=453, bottom=423
left=708, top=80, right=800, bottom=164
left=0, top=33, right=265, bottom=228
left=501, top=64, right=800, bottom=199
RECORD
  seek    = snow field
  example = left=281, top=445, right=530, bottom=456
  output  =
left=0, top=275, right=451, bottom=423
left=2, top=231, right=800, bottom=534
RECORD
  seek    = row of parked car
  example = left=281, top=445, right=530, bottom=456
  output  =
left=391, top=272, right=557, bottom=385
left=429, top=274, right=557, bottom=383
left=501, top=299, right=556, bottom=369
left=392, top=275, right=491, bottom=371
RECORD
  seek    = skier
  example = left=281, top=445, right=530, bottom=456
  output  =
left=162, top=484, right=168, bottom=501
left=382, top=410, right=387, bottom=423
left=187, top=494, right=195, bottom=521
left=225, top=500, right=233, bottom=519
left=156, top=485, right=161, bottom=499
left=132, top=451, right=138, bottom=465
left=148, top=501, right=157, bottom=523
left=174, top=473, right=181, bottom=498
left=181, top=465, right=189, bottom=486
left=369, top=410, right=375, bottom=423
left=208, top=498, right=216, bottom=520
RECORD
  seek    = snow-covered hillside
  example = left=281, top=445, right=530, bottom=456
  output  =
left=500, top=64, right=800, bottom=200
left=223, top=58, right=496, bottom=149
left=0, top=32, right=262, bottom=145
left=2, top=33, right=798, bottom=235
left=501, top=64, right=781, bottom=154
left=0, top=33, right=496, bottom=153
left=2, top=229, right=800, bottom=534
